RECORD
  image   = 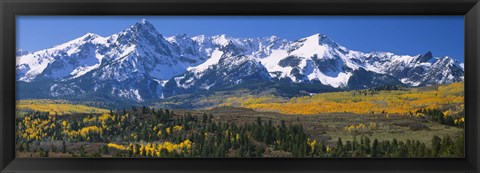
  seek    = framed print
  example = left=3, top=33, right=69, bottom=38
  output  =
left=1, top=0, right=479, bottom=172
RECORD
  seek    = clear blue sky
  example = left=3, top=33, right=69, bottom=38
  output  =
left=17, top=16, right=464, bottom=61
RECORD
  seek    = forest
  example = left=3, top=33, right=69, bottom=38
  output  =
left=16, top=106, right=463, bottom=158
left=15, top=82, right=464, bottom=158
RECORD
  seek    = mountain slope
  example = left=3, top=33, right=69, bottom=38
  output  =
left=16, top=19, right=464, bottom=104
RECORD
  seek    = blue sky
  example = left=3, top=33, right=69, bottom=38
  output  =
left=17, top=16, right=464, bottom=61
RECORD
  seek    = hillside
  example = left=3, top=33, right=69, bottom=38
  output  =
left=15, top=105, right=464, bottom=158
left=16, top=19, right=463, bottom=104
left=17, top=99, right=110, bottom=115
left=223, top=82, right=464, bottom=115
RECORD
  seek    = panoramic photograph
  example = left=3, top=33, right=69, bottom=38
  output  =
left=15, top=16, right=464, bottom=158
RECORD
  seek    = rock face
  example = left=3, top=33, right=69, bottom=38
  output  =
left=16, top=19, right=464, bottom=103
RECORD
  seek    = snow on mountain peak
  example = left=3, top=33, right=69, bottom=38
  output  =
left=303, top=33, right=329, bottom=41
left=268, top=35, right=279, bottom=39
left=16, top=49, right=31, bottom=56
left=211, top=34, right=230, bottom=46
left=16, top=32, right=109, bottom=82
left=191, top=35, right=207, bottom=43
left=134, top=19, right=154, bottom=28
left=139, top=18, right=148, bottom=24
left=166, top=34, right=190, bottom=43
left=81, top=32, right=100, bottom=39
left=117, top=19, right=162, bottom=41
left=16, top=20, right=464, bottom=103
left=53, top=33, right=105, bottom=49
left=438, top=56, right=456, bottom=66
left=290, top=34, right=331, bottom=59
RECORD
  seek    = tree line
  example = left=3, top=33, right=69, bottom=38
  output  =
left=16, top=106, right=463, bottom=158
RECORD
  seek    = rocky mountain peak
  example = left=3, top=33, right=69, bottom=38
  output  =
left=16, top=20, right=464, bottom=103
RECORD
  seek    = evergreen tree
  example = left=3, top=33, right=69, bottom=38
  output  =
left=431, top=135, right=442, bottom=157
left=62, top=140, right=67, bottom=153
left=18, top=143, right=24, bottom=152
left=79, top=145, right=86, bottom=157
left=371, top=139, right=379, bottom=157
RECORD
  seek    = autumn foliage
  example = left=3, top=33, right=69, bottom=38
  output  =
left=17, top=99, right=109, bottom=115
left=231, top=82, right=464, bottom=115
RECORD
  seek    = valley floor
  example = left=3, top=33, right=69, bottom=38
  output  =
left=15, top=106, right=463, bottom=158
left=15, top=82, right=465, bottom=158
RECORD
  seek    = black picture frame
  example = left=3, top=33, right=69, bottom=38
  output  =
left=1, top=0, right=479, bottom=172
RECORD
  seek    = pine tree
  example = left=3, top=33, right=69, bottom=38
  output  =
left=371, top=139, right=379, bottom=157
left=363, top=136, right=371, bottom=155
left=391, top=138, right=398, bottom=156
left=442, top=135, right=454, bottom=156
left=18, top=142, right=24, bottom=152
left=134, top=144, right=141, bottom=156
left=25, top=142, right=30, bottom=152
left=453, top=132, right=464, bottom=157
left=79, top=145, right=86, bottom=157
left=62, top=140, right=67, bottom=153
left=431, top=135, right=442, bottom=157
left=102, top=145, right=110, bottom=154
left=51, top=144, right=56, bottom=152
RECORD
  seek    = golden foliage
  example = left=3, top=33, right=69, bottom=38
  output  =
left=231, top=82, right=464, bottom=115
left=166, top=127, right=171, bottom=135
left=17, top=99, right=109, bottom=115
left=64, top=126, right=102, bottom=139
left=173, top=125, right=183, bottom=131
left=454, top=117, right=465, bottom=125
left=326, top=146, right=332, bottom=153
left=107, top=143, right=129, bottom=151
left=345, top=122, right=378, bottom=133
left=163, top=125, right=183, bottom=136
left=307, top=138, right=317, bottom=151
left=20, top=115, right=56, bottom=141
left=220, top=95, right=285, bottom=107
left=98, top=113, right=115, bottom=122
left=113, top=140, right=193, bottom=157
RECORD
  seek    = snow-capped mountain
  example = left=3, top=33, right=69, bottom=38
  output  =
left=16, top=19, right=464, bottom=103
left=16, top=49, right=31, bottom=56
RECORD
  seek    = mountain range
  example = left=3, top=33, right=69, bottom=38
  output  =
left=16, top=19, right=464, bottom=104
